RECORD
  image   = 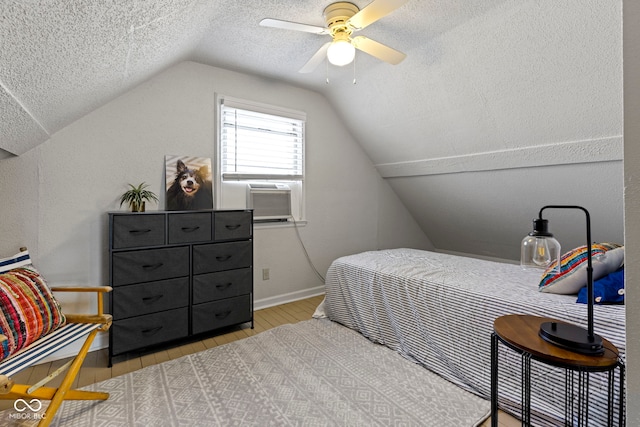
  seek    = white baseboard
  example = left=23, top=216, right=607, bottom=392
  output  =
left=38, top=287, right=326, bottom=363
left=254, top=286, right=325, bottom=310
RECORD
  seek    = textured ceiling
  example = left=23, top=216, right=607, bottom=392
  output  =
left=0, top=0, right=518, bottom=155
left=0, top=0, right=623, bottom=259
left=0, top=0, right=622, bottom=166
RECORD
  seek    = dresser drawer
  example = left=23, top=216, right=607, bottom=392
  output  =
left=168, top=212, right=212, bottom=244
left=214, top=211, right=252, bottom=240
left=112, top=246, right=189, bottom=286
left=193, top=268, right=252, bottom=304
left=193, top=241, right=252, bottom=274
left=112, top=307, right=189, bottom=355
left=192, top=294, right=251, bottom=335
left=112, top=214, right=165, bottom=249
left=112, top=278, right=189, bottom=320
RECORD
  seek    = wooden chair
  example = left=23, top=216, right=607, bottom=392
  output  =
left=0, top=249, right=112, bottom=427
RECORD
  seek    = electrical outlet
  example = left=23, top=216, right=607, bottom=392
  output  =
left=262, top=268, right=270, bottom=280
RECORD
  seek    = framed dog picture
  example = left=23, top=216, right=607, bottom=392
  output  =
left=165, top=155, right=213, bottom=211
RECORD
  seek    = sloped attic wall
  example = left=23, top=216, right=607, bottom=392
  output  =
left=386, top=156, right=623, bottom=260
left=0, top=1, right=623, bottom=263
left=320, top=0, right=624, bottom=260
left=0, top=61, right=432, bottom=315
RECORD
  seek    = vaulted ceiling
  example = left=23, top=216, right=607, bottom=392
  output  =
left=0, top=0, right=623, bottom=258
left=4, top=0, right=619, bottom=157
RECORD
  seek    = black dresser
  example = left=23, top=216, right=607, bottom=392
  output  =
left=108, top=209, right=253, bottom=365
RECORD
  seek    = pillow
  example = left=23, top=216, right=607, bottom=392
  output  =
left=539, top=243, right=624, bottom=294
left=0, top=250, right=66, bottom=361
left=577, top=267, right=624, bottom=305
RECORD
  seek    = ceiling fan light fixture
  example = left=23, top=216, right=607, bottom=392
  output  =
left=327, top=39, right=355, bottom=66
left=261, top=0, right=409, bottom=73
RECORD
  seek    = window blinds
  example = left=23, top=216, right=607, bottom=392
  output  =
left=220, top=102, right=305, bottom=181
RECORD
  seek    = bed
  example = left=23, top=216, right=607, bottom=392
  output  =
left=316, top=248, right=625, bottom=426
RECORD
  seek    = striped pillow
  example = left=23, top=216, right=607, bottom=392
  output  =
left=539, top=243, right=624, bottom=294
left=0, top=251, right=66, bottom=361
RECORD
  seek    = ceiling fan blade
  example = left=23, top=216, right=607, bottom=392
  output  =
left=352, top=36, right=406, bottom=65
left=299, top=43, right=331, bottom=73
left=348, top=0, right=409, bottom=30
left=259, top=18, right=328, bottom=35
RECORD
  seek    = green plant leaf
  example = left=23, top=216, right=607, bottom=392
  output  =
left=119, top=182, right=159, bottom=209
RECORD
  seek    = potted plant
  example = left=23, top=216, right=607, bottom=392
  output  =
left=119, top=182, right=159, bottom=212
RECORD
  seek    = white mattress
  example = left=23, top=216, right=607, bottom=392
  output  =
left=322, top=248, right=625, bottom=426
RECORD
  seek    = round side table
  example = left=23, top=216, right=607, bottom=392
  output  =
left=491, top=314, right=624, bottom=427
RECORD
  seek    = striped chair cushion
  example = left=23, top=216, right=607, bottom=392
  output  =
left=0, top=250, right=66, bottom=361
left=0, top=249, right=31, bottom=273
left=0, top=323, right=100, bottom=377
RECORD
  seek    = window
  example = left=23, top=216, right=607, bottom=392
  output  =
left=217, top=96, right=306, bottom=222
left=220, top=98, right=305, bottom=181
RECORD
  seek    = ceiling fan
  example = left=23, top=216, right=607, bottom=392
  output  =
left=260, top=0, right=408, bottom=73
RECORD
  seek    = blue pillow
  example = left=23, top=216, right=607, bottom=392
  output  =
left=576, top=267, right=624, bottom=304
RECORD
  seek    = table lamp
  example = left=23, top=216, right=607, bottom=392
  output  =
left=521, top=205, right=604, bottom=355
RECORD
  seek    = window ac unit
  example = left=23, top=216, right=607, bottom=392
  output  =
left=246, top=184, right=291, bottom=222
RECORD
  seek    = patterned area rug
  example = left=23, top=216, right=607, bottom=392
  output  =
left=1, top=319, right=490, bottom=426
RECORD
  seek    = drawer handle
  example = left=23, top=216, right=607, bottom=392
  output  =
left=215, top=255, right=232, bottom=262
left=129, top=229, right=152, bottom=234
left=142, top=263, right=164, bottom=271
left=181, top=226, right=200, bottom=233
left=215, top=311, right=231, bottom=319
left=215, top=283, right=233, bottom=290
left=142, top=294, right=164, bottom=303
left=225, top=224, right=241, bottom=230
left=141, top=326, right=163, bottom=336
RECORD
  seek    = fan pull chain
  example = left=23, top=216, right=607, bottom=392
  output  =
left=353, top=55, right=357, bottom=85
left=326, top=59, right=330, bottom=84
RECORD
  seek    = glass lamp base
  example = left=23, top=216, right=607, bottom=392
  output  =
left=539, top=321, right=604, bottom=355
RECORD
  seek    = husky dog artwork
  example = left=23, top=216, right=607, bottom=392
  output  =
left=166, top=158, right=213, bottom=210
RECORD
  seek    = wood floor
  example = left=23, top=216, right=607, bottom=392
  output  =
left=0, top=294, right=519, bottom=426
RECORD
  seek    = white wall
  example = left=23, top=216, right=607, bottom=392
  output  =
left=624, top=0, right=640, bottom=423
left=386, top=159, right=624, bottom=260
left=0, top=61, right=432, bottom=357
